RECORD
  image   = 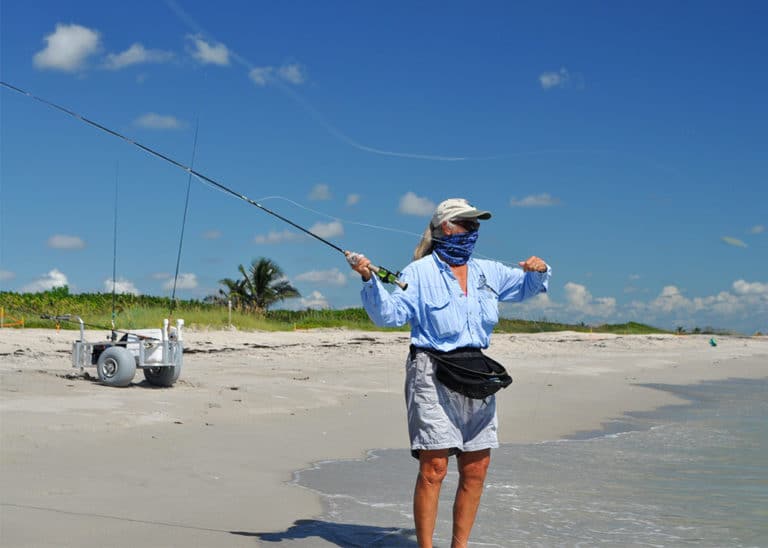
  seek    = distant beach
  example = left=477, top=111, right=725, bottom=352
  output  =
left=1, top=328, right=766, bottom=547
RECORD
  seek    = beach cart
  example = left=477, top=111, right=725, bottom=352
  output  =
left=57, top=315, right=185, bottom=387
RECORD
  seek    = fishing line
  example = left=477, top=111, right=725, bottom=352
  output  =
left=164, top=0, right=492, bottom=162
left=253, top=194, right=540, bottom=277
left=255, top=195, right=425, bottom=238
left=169, top=0, right=696, bottom=179
left=165, top=3, right=628, bottom=166
left=0, top=81, right=406, bottom=289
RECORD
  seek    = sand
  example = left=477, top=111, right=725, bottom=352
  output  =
left=1, top=327, right=766, bottom=547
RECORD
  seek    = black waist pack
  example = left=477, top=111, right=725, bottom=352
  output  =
left=411, top=346, right=512, bottom=400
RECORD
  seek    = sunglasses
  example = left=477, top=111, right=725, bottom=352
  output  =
left=451, top=219, right=480, bottom=231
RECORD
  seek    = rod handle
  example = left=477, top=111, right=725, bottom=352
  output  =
left=368, top=264, right=408, bottom=290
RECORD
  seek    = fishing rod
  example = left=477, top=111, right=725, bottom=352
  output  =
left=169, top=116, right=200, bottom=321
left=111, top=161, right=119, bottom=339
left=0, top=81, right=407, bottom=290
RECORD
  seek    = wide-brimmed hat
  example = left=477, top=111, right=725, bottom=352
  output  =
left=431, top=198, right=492, bottom=227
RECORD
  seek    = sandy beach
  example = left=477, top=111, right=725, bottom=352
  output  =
left=1, top=327, right=766, bottom=547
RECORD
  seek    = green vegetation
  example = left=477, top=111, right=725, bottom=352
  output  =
left=494, top=318, right=669, bottom=335
left=210, top=257, right=300, bottom=311
left=1, top=287, right=672, bottom=334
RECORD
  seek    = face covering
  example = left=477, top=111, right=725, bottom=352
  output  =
left=434, top=230, right=478, bottom=266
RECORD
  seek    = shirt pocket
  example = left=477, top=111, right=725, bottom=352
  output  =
left=478, top=291, right=499, bottom=329
left=423, top=292, right=462, bottom=339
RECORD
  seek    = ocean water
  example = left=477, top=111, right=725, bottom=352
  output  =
left=263, top=377, right=768, bottom=547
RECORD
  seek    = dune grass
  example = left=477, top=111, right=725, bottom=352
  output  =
left=2, top=288, right=671, bottom=334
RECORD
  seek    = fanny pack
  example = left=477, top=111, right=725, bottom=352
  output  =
left=410, top=345, right=512, bottom=400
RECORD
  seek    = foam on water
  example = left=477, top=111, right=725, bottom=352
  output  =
left=286, top=377, right=767, bottom=547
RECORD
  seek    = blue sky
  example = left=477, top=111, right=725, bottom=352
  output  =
left=1, top=1, right=766, bottom=333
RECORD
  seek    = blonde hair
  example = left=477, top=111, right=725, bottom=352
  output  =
left=413, top=222, right=450, bottom=260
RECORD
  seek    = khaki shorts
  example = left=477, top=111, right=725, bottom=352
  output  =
left=405, top=350, right=498, bottom=459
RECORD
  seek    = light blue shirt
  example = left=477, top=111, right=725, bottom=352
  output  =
left=361, top=252, right=551, bottom=351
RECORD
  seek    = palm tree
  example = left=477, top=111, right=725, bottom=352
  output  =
left=211, top=277, right=246, bottom=309
left=216, top=257, right=300, bottom=313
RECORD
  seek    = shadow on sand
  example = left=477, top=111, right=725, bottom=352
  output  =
left=232, top=519, right=417, bottom=546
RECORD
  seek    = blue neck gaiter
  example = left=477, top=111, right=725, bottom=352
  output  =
left=434, top=230, right=478, bottom=266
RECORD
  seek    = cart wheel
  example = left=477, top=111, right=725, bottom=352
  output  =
left=97, top=347, right=136, bottom=387
left=143, top=364, right=180, bottom=387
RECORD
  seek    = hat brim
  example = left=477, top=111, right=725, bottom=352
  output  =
left=458, top=210, right=492, bottom=220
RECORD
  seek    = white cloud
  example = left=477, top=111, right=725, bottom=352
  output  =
left=591, top=297, right=617, bottom=316
left=309, top=220, right=343, bottom=239
left=506, top=282, right=615, bottom=322
left=309, top=183, right=331, bottom=201
left=504, top=291, right=555, bottom=314
left=564, top=282, right=589, bottom=308
left=162, top=273, right=198, bottom=291
left=721, top=236, right=747, bottom=248
left=254, top=229, right=301, bottom=244
left=539, top=67, right=570, bottom=90
left=21, top=269, right=68, bottom=292
left=202, top=229, right=222, bottom=240
left=249, top=67, right=273, bottom=86
left=249, top=63, right=306, bottom=87
left=502, top=277, right=766, bottom=333
left=104, top=278, right=139, bottom=295
left=647, top=285, right=691, bottom=314
left=346, top=193, right=360, bottom=206
left=630, top=281, right=768, bottom=328
left=399, top=192, right=435, bottom=216
left=297, top=290, right=330, bottom=309
left=188, top=35, right=229, bottom=66
left=732, top=279, right=768, bottom=296
left=33, top=23, right=101, bottom=72
left=151, top=272, right=171, bottom=280
left=692, top=291, right=745, bottom=316
left=564, top=282, right=616, bottom=317
left=0, top=270, right=15, bottom=282
left=104, top=43, right=174, bottom=70
left=748, top=225, right=764, bottom=234
left=47, top=234, right=85, bottom=250
left=295, top=268, right=347, bottom=287
left=510, top=193, right=561, bottom=207
left=134, top=113, right=183, bottom=130
left=278, top=63, right=305, bottom=84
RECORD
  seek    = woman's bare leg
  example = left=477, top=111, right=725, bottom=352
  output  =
left=413, top=449, right=450, bottom=547
left=451, top=449, right=491, bottom=547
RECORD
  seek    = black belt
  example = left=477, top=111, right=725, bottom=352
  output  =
left=409, top=344, right=484, bottom=360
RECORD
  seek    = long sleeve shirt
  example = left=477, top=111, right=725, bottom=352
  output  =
left=361, top=252, right=551, bottom=351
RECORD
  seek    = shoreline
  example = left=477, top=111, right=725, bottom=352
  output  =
left=1, top=328, right=766, bottom=547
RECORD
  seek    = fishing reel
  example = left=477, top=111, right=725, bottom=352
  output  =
left=371, top=265, right=408, bottom=290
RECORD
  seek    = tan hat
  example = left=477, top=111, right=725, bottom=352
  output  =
left=431, top=198, right=492, bottom=227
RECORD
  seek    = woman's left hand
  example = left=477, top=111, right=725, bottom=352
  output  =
left=519, top=256, right=548, bottom=273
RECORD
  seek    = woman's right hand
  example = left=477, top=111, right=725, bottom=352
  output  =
left=345, top=251, right=373, bottom=281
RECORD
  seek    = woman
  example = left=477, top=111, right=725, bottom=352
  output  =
left=347, top=198, right=550, bottom=547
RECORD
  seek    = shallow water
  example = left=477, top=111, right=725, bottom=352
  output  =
left=271, top=377, right=768, bottom=547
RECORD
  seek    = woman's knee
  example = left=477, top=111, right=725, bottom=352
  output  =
left=458, top=450, right=490, bottom=483
left=418, top=452, right=449, bottom=485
